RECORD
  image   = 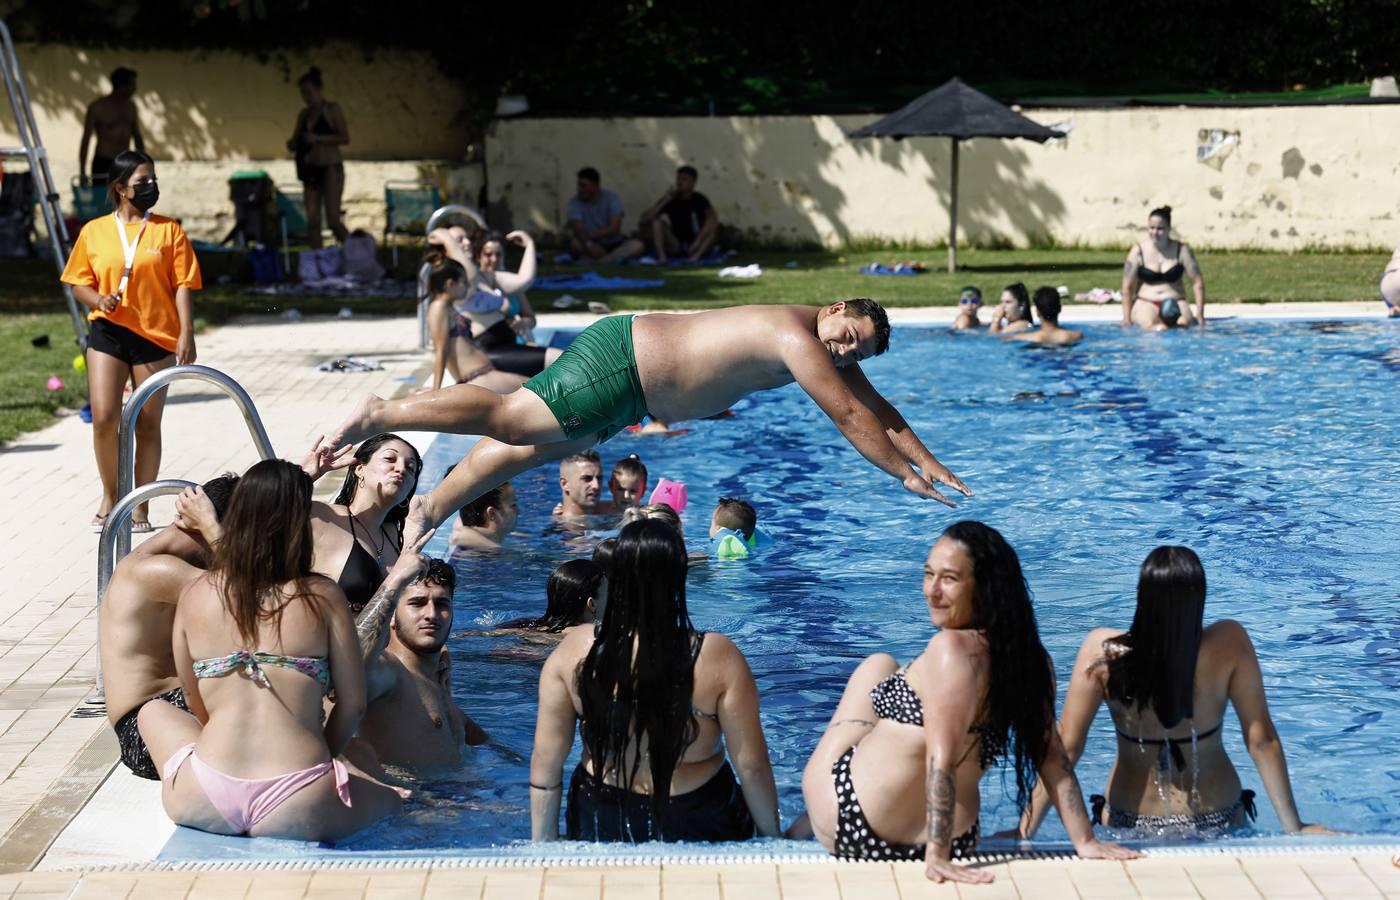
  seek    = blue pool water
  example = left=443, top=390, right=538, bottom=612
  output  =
left=160, top=318, right=1400, bottom=861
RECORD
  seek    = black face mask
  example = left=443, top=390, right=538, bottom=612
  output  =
left=130, top=181, right=159, bottom=211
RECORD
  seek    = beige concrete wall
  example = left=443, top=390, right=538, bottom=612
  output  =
left=2, top=42, right=478, bottom=241
left=486, top=107, right=1400, bottom=251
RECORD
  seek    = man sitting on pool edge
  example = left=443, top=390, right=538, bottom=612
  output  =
left=324, top=299, right=971, bottom=545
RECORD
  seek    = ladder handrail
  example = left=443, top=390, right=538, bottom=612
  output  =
left=115, top=365, right=276, bottom=562
left=91, top=478, right=197, bottom=703
left=0, top=19, right=86, bottom=347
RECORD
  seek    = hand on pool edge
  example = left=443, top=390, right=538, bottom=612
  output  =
left=1075, top=837, right=1142, bottom=861
left=924, top=854, right=995, bottom=884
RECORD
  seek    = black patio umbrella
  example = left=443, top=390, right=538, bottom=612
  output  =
left=848, top=78, right=1064, bottom=272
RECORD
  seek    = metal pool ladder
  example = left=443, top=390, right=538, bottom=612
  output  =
left=416, top=204, right=487, bottom=350
left=0, top=18, right=87, bottom=347
left=91, top=365, right=277, bottom=702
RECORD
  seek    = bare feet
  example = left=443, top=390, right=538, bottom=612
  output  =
left=326, top=394, right=382, bottom=450
left=401, top=494, right=437, bottom=549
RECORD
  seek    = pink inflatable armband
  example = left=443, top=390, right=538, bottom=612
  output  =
left=648, top=478, right=688, bottom=514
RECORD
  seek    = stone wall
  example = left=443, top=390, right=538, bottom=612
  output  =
left=485, top=107, right=1400, bottom=251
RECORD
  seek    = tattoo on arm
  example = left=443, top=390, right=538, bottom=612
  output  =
left=926, top=764, right=956, bottom=848
left=1058, top=755, right=1090, bottom=824
left=354, top=580, right=399, bottom=662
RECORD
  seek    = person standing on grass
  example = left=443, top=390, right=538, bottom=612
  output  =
left=61, top=150, right=200, bottom=534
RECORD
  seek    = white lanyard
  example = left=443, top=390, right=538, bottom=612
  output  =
left=114, top=210, right=150, bottom=298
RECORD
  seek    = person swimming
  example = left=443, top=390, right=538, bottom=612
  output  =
left=494, top=559, right=604, bottom=635
left=990, top=283, right=1034, bottom=335
left=951, top=286, right=984, bottom=330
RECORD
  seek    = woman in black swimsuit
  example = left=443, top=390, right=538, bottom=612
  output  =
left=287, top=67, right=349, bottom=248
left=306, top=433, right=421, bottom=614
left=800, top=522, right=1136, bottom=885
left=530, top=519, right=782, bottom=843
left=1015, top=546, right=1333, bottom=838
left=1121, top=206, right=1205, bottom=330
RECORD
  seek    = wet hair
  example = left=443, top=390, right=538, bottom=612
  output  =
left=713, top=497, right=756, bottom=540
left=110, top=67, right=137, bottom=90
left=212, top=460, right=323, bottom=646
left=620, top=502, right=682, bottom=536
left=501, top=559, right=603, bottom=633
left=1031, top=287, right=1062, bottom=325
left=677, top=165, right=698, bottom=180
left=297, top=67, right=323, bottom=89
left=1149, top=206, right=1172, bottom=225
left=1003, top=283, right=1032, bottom=323
left=576, top=166, right=601, bottom=185
left=592, top=537, right=617, bottom=574
left=200, top=473, right=241, bottom=520
left=1100, top=546, right=1206, bottom=729
left=428, top=258, right=465, bottom=296
left=413, top=558, right=457, bottom=593
left=106, top=149, right=154, bottom=210
left=458, top=482, right=509, bottom=527
left=578, top=520, right=695, bottom=832
left=611, top=453, right=647, bottom=483
left=842, top=298, right=892, bottom=356
left=332, top=434, right=421, bottom=549
left=939, top=520, right=1054, bottom=815
left=560, top=448, right=601, bottom=472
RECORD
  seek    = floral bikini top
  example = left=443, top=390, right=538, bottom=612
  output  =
left=193, top=650, right=332, bottom=696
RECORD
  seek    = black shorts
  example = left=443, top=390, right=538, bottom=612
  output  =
left=88, top=318, right=173, bottom=367
left=114, top=686, right=188, bottom=780
left=91, top=154, right=115, bottom=184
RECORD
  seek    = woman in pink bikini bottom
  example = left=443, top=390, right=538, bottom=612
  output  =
left=138, top=459, right=404, bottom=840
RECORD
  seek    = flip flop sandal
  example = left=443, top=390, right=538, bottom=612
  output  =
left=130, top=520, right=153, bottom=534
left=89, top=513, right=108, bottom=534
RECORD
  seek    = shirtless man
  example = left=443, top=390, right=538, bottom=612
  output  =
left=325, top=300, right=970, bottom=544
left=449, top=482, right=519, bottom=552
left=80, top=67, right=144, bottom=184
left=356, top=560, right=488, bottom=770
left=102, top=474, right=236, bottom=780
left=551, top=450, right=604, bottom=520
left=1011, top=287, right=1083, bottom=347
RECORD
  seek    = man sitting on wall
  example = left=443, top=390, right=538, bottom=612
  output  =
left=638, top=165, right=720, bottom=264
left=103, top=475, right=237, bottom=779
left=564, top=167, right=643, bottom=263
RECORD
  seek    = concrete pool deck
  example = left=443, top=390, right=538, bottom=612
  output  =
left=0, top=303, right=1396, bottom=897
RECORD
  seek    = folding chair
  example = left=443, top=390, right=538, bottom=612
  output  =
left=70, top=176, right=108, bottom=225
left=275, top=183, right=309, bottom=275
left=384, top=180, right=441, bottom=267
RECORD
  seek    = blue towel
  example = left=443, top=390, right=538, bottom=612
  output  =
left=534, top=272, right=664, bottom=291
left=860, top=263, right=922, bottom=276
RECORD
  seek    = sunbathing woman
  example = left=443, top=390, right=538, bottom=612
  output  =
left=990, top=283, right=1034, bottom=335
left=1016, top=546, right=1332, bottom=838
left=800, top=521, right=1137, bottom=884
left=531, top=519, right=781, bottom=842
left=422, top=259, right=533, bottom=394
left=138, top=459, right=405, bottom=840
left=1121, top=206, right=1205, bottom=330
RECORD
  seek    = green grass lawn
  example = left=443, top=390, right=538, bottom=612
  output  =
left=0, top=244, right=1388, bottom=444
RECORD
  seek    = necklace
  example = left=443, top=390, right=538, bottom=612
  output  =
left=346, top=505, right=388, bottom=565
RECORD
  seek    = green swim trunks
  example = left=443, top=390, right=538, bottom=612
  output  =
left=524, top=315, right=649, bottom=443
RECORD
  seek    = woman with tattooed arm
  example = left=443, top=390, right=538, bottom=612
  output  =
left=800, top=522, right=1139, bottom=883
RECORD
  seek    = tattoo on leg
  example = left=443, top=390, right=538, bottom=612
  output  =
left=926, top=764, right=955, bottom=848
left=828, top=717, right=875, bottom=729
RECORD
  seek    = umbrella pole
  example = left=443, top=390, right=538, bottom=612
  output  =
left=948, top=138, right=959, bottom=273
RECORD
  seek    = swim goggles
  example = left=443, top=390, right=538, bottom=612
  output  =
left=958, top=291, right=983, bottom=306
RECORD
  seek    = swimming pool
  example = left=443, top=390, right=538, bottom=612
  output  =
left=158, top=317, right=1400, bottom=862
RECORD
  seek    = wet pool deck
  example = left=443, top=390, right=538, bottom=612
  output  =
left=0, top=303, right=1395, bottom=897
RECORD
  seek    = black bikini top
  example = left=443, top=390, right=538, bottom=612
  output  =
left=1137, top=243, right=1185, bottom=285
left=1116, top=720, right=1222, bottom=771
left=338, top=507, right=387, bottom=614
left=870, top=667, right=1005, bottom=769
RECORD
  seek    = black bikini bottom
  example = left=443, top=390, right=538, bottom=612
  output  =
left=475, top=320, right=548, bottom=377
left=565, top=759, right=754, bottom=843
left=831, top=745, right=978, bottom=861
left=1091, top=789, right=1257, bottom=832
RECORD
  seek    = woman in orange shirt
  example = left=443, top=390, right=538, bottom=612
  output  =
left=61, top=150, right=201, bottom=533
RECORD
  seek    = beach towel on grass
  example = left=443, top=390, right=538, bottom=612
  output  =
left=860, top=263, right=923, bottom=276
left=534, top=272, right=664, bottom=291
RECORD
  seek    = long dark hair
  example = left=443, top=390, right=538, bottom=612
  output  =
left=577, top=520, right=696, bottom=831
left=941, top=521, right=1053, bottom=813
left=1103, top=546, right=1206, bottom=728
left=1003, top=283, right=1032, bottom=323
left=333, top=433, right=420, bottom=549
left=107, top=149, right=154, bottom=210
left=212, top=460, right=323, bottom=645
left=502, top=559, right=603, bottom=632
